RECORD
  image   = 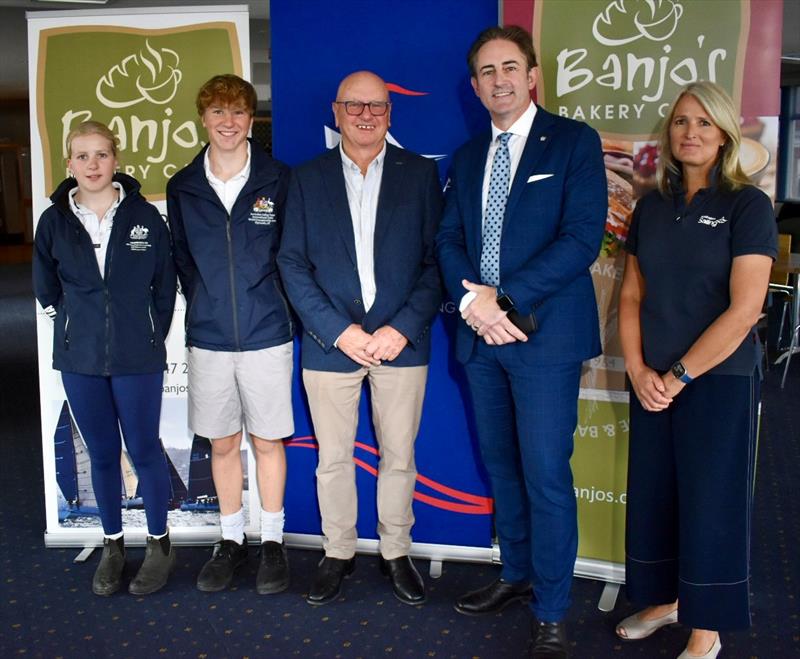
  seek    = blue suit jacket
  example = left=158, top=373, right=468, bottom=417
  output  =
left=278, top=143, right=443, bottom=372
left=436, top=106, right=607, bottom=365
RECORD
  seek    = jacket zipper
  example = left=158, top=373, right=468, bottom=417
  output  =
left=63, top=296, right=70, bottom=349
left=225, top=213, right=241, bottom=350
left=148, top=303, right=156, bottom=348
left=273, top=279, right=294, bottom=336
left=103, top=226, right=115, bottom=376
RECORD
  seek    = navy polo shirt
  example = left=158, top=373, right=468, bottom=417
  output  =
left=626, top=177, right=777, bottom=376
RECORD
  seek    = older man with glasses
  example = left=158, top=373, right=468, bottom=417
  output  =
left=278, top=70, right=443, bottom=606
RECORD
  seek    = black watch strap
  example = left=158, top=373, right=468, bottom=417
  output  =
left=496, top=292, right=515, bottom=312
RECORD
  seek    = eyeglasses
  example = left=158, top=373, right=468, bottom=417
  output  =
left=334, top=100, right=391, bottom=116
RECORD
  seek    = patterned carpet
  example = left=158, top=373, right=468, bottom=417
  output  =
left=1, top=262, right=798, bottom=658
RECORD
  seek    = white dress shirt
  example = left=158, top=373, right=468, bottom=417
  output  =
left=481, top=101, right=537, bottom=225
left=204, top=142, right=251, bottom=214
left=68, top=182, right=125, bottom=280
left=340, top=141, right=386, bottom=313
left=461, top=101, right=538, bottom=312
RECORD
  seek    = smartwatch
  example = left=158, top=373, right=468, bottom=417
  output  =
left=496, top=291, right=515, bottom=312
left=670, top=360, right=693, bottom=384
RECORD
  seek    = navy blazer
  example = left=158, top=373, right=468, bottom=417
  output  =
left=436, top=106, right=607, bottom=365
left=278, top=143, right=443, bottom=373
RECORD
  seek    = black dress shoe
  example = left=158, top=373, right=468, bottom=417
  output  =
left=379, top=556, right=426, bottom=605
left=529, top=620, right=569, bottom=659
left=454, top=578, right=532, bottom=616
left=92, top=536, right=126, bottom=596
left=256, top=541, right=289, bottom=594
left=196, top=538, right=248, bottom=592
left=306, top=556, right=355, bottom=605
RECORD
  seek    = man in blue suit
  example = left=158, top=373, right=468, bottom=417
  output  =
left=436, top=26, right=607, bottom=658
left=278, top=71, right=443, bottom=607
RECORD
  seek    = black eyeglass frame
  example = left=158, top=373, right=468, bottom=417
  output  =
left=333, top=100, right=392, bottom=116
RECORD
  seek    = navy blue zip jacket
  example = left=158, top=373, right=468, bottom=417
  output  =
left=33, top=173, right=177, bottom=376
left=166, top=140, right=293, bottom=351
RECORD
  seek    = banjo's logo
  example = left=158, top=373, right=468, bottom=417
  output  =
left=95, top=39, right=183, bottom=109
left=592, top=0, right=684, bottom=46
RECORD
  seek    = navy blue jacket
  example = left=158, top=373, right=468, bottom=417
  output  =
left=33, top=173, right=177, bottom=376
left=166, top=141, right=293, bottom=351
left=437, top=107, right=607, bottom=365
left=278, top=144, right=443, bottom=372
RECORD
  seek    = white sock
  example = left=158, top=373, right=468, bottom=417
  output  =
left=104, top=530, right=124, bottom=540
left=260, top=507, right=284, bottom=544
left=149, top=530, right=168, bottom=540
left=220, top=508, right=245, bottom=544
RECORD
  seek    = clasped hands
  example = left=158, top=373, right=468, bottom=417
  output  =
left=629, top=365, right=686, bottom=412
left=337, top=324, right=408, bottom=367
left=461, top=280, right=527, bottom=346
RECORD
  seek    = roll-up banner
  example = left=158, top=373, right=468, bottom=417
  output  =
left=271, top=0, right=499, bottom=559
left=29, top=6, right=252, bottom=547
left=504, top=0, right=782, bottom=579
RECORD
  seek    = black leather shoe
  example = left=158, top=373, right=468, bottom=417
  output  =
left=92, top=536, right=125, bottom=596
left=306, top=556, right=355, bottom=605
left=256, top=541, right=289, bottom=594
left=196, top=538, right=248, bottom=592
left=454, top=578, right=532, bottom=616
left=379, top=556, right=426, bottom=605
left=529, top=620, right=569, bottom=659
left=129, top=533, right=176, bottom=595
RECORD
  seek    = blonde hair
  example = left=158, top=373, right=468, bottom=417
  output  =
left=66, top=121, right=118, bottom=159
left=656, top=81, right=750, bottom=194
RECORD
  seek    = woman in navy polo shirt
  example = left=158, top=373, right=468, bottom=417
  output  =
left=33, top=121, right=177, bottom=596
left=616, top=82, right=777, bottom=658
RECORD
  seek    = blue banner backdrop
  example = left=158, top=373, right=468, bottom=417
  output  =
left=271, top=0, right=498, bottom=548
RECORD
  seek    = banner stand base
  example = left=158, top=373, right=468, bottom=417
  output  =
left=597, top=582, right=620, bottom=612
left=73, top=546, right=96, bottom=563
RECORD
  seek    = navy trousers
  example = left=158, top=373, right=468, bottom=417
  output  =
left=464, top=342, right=582, bottom=623
left=625, top=372, right=759, bottom=630
left=62, top=372, right=170, bottom=536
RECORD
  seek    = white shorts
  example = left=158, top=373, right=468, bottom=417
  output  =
left=187, top=342, right=294, bottom=441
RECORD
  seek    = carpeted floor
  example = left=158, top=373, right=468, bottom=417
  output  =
left=1, top=262, right=798, bottom=658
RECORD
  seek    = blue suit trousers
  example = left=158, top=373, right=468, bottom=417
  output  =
left=464, top=341, right=581, bottom=622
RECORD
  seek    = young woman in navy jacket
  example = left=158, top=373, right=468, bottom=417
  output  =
left=33, top=121, right=177, bottom=596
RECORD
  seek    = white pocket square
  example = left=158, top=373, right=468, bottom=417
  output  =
left=527, top=174, right=554, bottom=183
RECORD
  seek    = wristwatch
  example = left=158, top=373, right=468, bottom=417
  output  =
left=670, top=360, right=693, bottom=384
left=496, top=291, right=515, bottom=312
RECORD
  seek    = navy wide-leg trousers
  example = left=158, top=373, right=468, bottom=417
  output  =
left=625, top=372, right=759, bottom=630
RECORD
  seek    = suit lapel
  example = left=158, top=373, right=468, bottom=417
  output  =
left=467, top=133, right=491, bottom=258
left=320, top=148, right=357, bottom=266
left=503, top=108, right=555, bottom=224
left=374, top=145, right=406, bottom=255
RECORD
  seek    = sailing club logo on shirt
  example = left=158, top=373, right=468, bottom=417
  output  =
left=697, top=215, right=727, bottom=228
left=248, top=197, right=276, bottom=226
left=127, top=224, right=151, bottom=251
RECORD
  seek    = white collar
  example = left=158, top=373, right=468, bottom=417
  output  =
left=491, top=102, right=537, bottom=142
left=204, top=142, right=251, bottom=184
left=339, top=141, right=387, bottom=173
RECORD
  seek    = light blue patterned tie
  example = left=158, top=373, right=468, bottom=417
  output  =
left=480, top=132, right=511, bottom=286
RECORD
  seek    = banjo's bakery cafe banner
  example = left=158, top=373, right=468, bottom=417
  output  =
left=504, top=0, right=782, bottom=572
left=28, top=6, right=254, bottom=547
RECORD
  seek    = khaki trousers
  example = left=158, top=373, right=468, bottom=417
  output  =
left=302, top=364, right=428, bottom=560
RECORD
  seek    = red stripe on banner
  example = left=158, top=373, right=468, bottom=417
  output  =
left=284, top=435, right=492, bottom=514
left=385, top=83, right=428, bottom=96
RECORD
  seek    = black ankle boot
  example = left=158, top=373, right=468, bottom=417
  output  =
left=93, top=535, right=125, bottom=596
left=129, top=531, right=176, bottom=595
